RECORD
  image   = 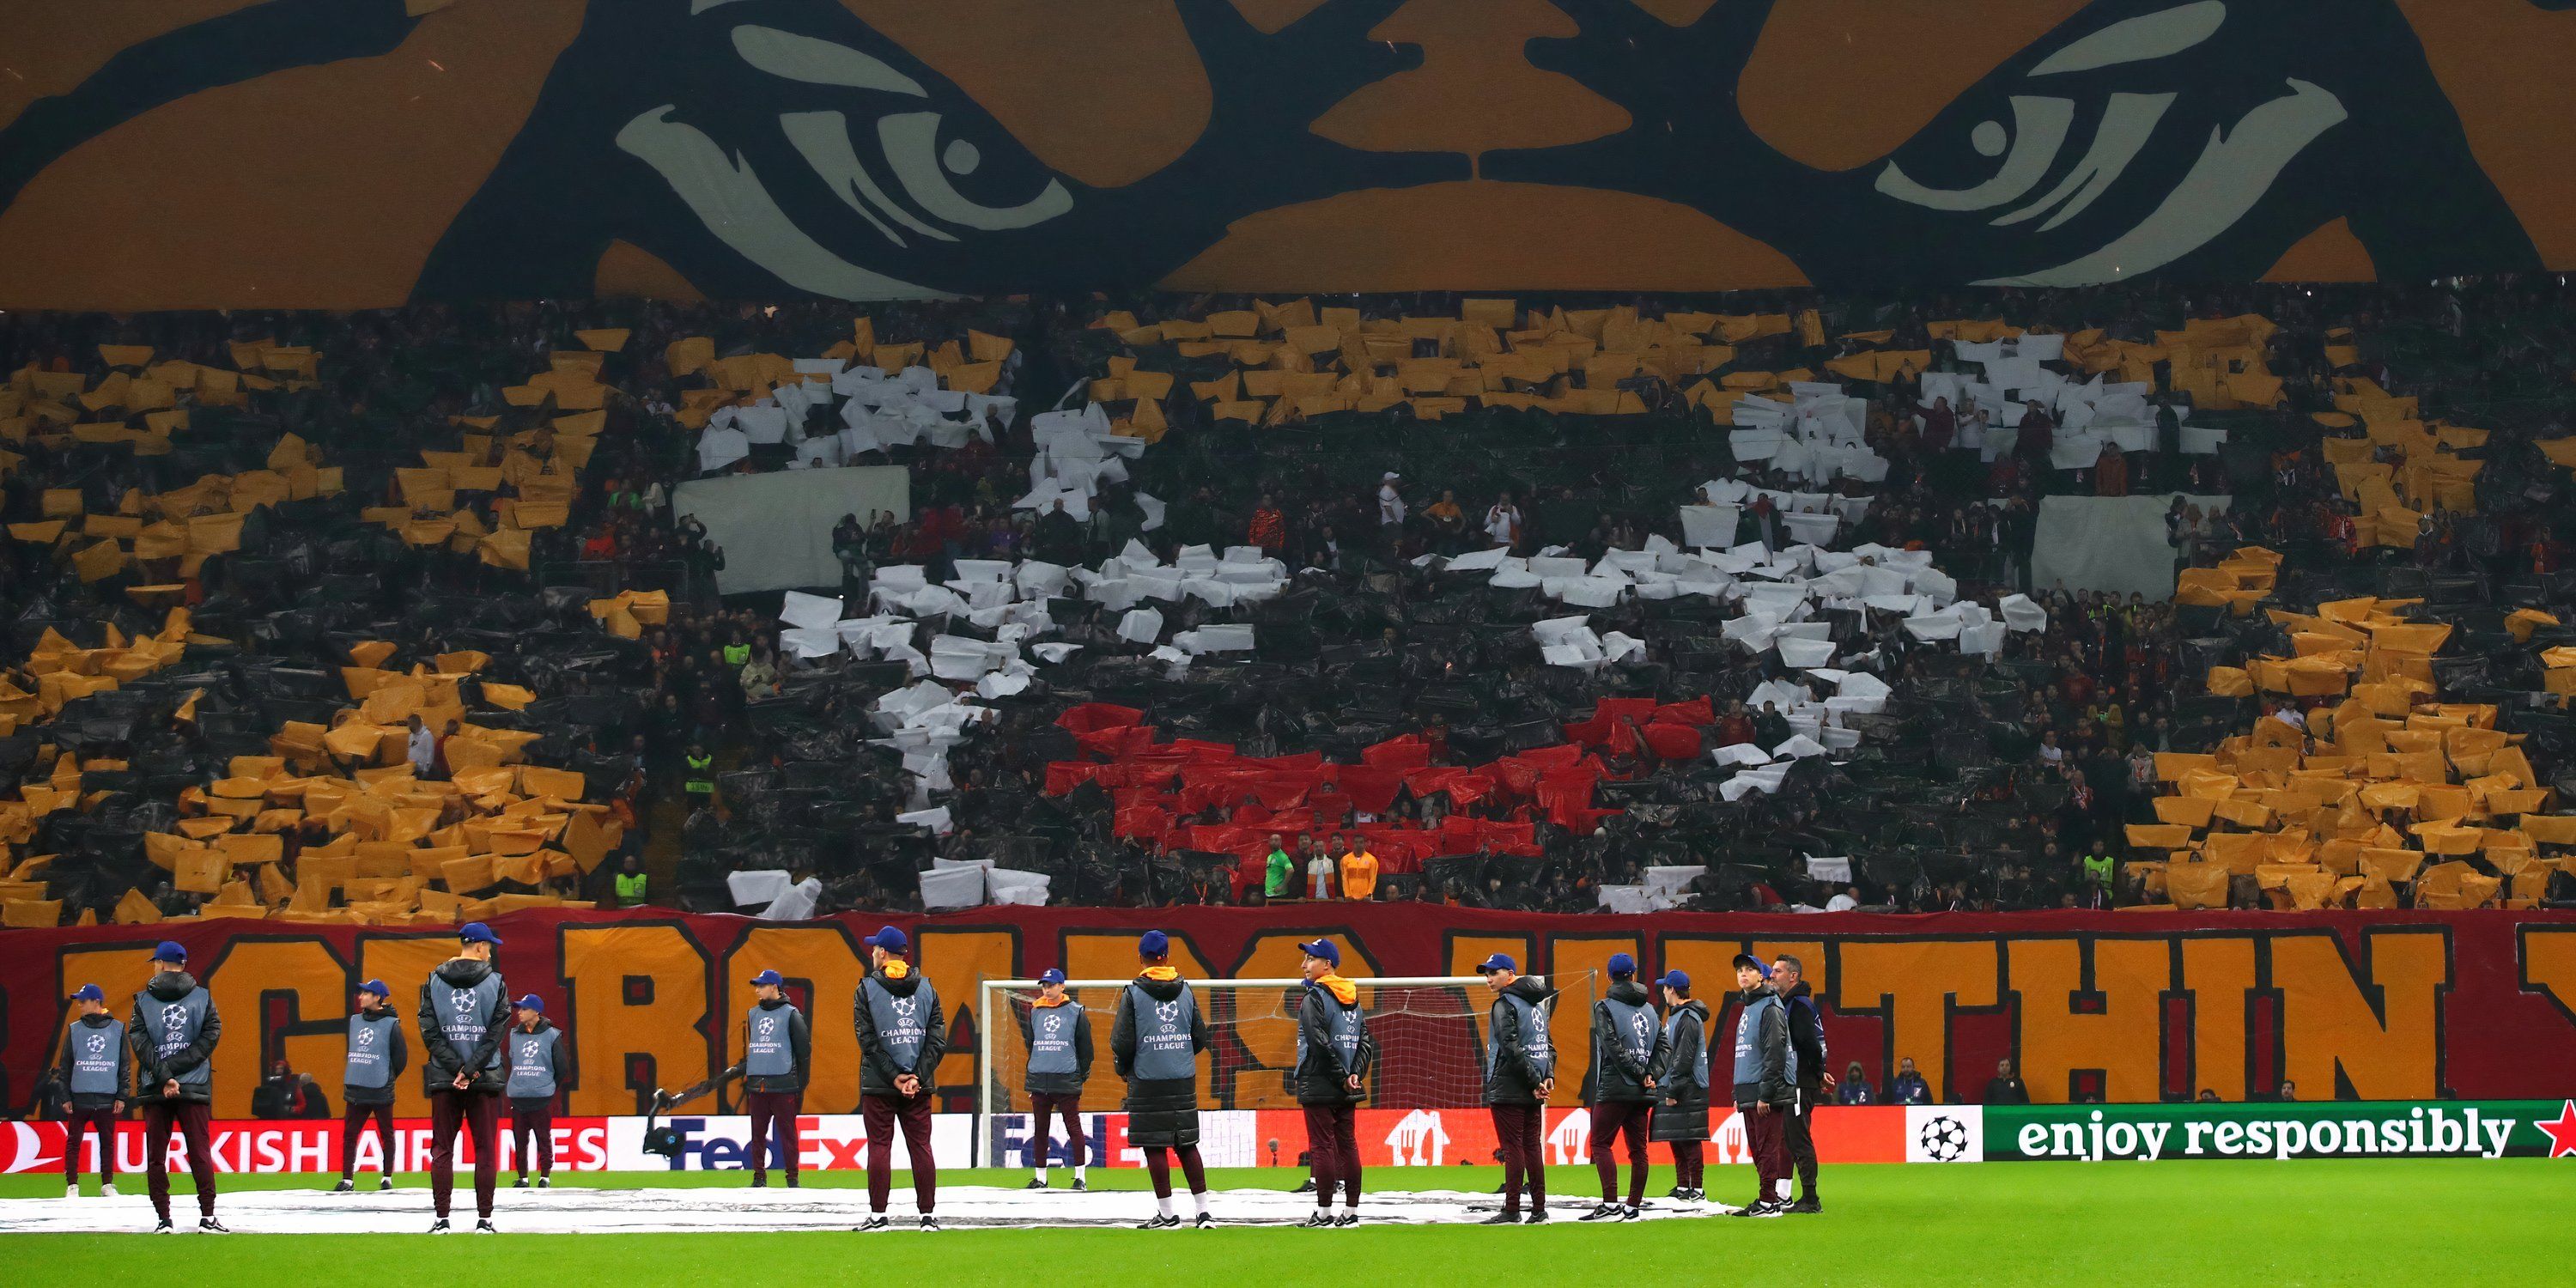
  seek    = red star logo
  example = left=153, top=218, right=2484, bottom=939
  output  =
left=2541, top=1100, right=2576, bottom=1160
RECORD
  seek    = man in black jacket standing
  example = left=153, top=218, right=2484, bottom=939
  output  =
left=1583, top=953, right=1667, bottom=1221
left=726, top=969, right=811, bottom=1188
left=1021, top=968, right=1091, bottom=1192
left=1728, top=953, right=1795, bottom=1218
left=1292, top=939, right=1374, bottom=1228
left=1475, top=953, right=1556, bottom=1225
left=130, top=941, right=224, bottom=1232
left=1984, top=1058, right=2032, bottom=1105
left=1652, top=970, right=1710, bottom=1204
left=335, top=979, right=405, bottom=1193
left=1111, top=930, right=1214, bottom=1229
left=854, top=926, right=945, bottom=1230
left=1773, top=954, right=1832, bottom=1214
left=58, top=982, right=125, bottom=1200
left=420, top=922, right=511, bottom=1233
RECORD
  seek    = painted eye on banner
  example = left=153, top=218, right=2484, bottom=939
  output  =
left=1874, top=3, right=2232, bottom=220
left=1865, top=0, right=2351, bottom=286
left=730, top=19, right=1075, bottom=240
left=617, top=19, right=1074, bottom=298
left=1876, top=94, right=2081, bottom=216
left=875, top=111, right=1072, bottom=233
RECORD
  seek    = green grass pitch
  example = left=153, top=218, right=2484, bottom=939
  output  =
left=4, top=1161, right=2566, bottom=1285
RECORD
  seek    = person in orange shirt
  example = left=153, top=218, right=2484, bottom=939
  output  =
left=1248, top=495, right=1286, bottom=554
left=1339, top=843, right=1379, bottom=902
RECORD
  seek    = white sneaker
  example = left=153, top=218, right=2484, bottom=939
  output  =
left=66, top=1185, right=78, bottom=1200
left=102, top=1183, right=119, bottom=1199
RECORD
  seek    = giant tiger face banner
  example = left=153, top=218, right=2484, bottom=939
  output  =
left=5, top=0, right=2576, bottom=309
left=7, top=906, right=2576, bottom=1118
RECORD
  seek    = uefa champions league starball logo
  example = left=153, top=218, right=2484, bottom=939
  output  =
left=355, top=1027, right=375, bottom=1049
left=160, top=1004, right=187, bottom=1036
left=756, top=1017, right=778, bottom=1040
left=1156, top=1000, right=1180, bottom=1024
left=1919, top=1115, right=1971, bottom=1162
left=85, top=1033, right=107, bottom=1055
left=892, top=997, right=916, bottom=1021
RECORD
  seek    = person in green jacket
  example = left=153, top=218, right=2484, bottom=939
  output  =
left=2080, top=852, right=2116, bottom=907
left=1263, top=835, right=1294, bottom=901
left=615, top=856, right=649, bottom=907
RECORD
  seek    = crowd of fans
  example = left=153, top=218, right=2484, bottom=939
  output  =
left=7, top=276, right=2576, bottom=927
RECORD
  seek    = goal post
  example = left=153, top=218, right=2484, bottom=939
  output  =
left=977, top=974, right=1591, bottom=1164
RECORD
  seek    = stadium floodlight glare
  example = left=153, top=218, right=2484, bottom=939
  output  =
left=977, top=974, right=1589, bottom=1161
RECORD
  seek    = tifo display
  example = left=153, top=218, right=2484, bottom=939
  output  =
left=13, top=12, right=2576, bottom=1264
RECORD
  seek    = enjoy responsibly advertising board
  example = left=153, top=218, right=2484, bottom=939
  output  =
left=1984, top=1100, right=2576, bottom=1163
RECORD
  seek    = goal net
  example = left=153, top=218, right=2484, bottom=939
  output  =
left=979, top=975, right=1591, bottom=1126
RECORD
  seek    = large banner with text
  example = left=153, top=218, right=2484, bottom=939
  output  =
left=6, top=908, right=2576, bottom=1121
left=12, top=1, right=2576, bottom=307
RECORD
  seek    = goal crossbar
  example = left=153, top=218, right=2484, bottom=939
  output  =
left=975, top=975, right=1544, bottom=1128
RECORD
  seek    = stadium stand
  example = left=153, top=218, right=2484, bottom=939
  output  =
left=6, top=280, right=2576, bottom=928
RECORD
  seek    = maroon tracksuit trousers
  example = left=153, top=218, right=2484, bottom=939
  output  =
left=1029, top=1091, right=1084, bottom=1170
left=1589, top=1101, right=1653, bottom=1206
left=746, top=1090, right=803, bottom=1183
left=341, top=1101, right=397, bottom=1177
left=429, top=1089, right=501, bottom=1218
left=64, top=1106, right=118, bottom=1185
left=1141, top=1145, right=1206, bottom=1198
left=1741, top=1101, right=1792, bottom=1206
left=142, top=1102, right=216, bottom=1221
left=862, top=1091, right=936, bottom=1213
left=1490, top=1103, right=1546, bottom=1214
left=1302, top=1103, right=1362, bottom=1207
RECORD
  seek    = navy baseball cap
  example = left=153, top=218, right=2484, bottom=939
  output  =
left=358, top=979, right=389, bottom=998
left=1731, top=952, right=1771, bottom=978
left=1658, top=969, right=1691, bottom=993
left=1038, top=969, right=1066, bottom=985
left=1137, top=930, right=1170, bottom=958
left=1607, top=952, right=1637, bottom=979
left=514, top=994, right=544, bottom=1013
left=866, top=926, right=908, bottom=953
left=1298, top=939, right=1340, bottom=967
left=459, top=922, right=503, bottom=947
left=71, top=983, right=104, bottom=1002
left=750, top=969, right=784, bottom=987
left=1475, top=953, right=1516, bottom=975
left=152, top=940, right=188, bottom=963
